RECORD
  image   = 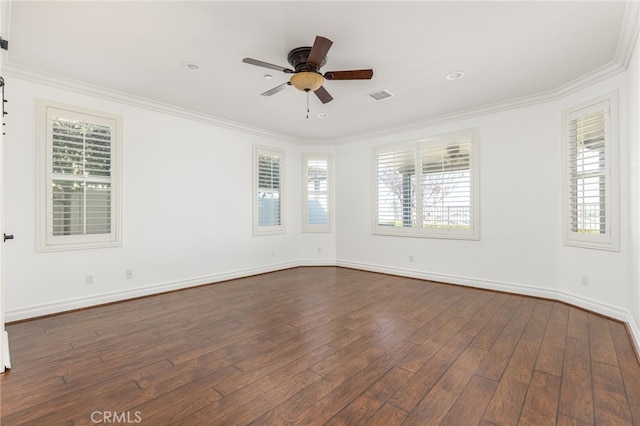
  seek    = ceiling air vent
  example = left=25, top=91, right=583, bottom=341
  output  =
left=368, top=89, right=394, bottom=101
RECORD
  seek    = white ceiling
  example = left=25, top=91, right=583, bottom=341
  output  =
left=3, top=1, right=637, bottom=142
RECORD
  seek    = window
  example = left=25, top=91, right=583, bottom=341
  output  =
left=37, top=100, right=121, bottom=251
left=253, top=146, right=284, bottom=235
left=374, top=129, right=479, bottom=239
left=303, top=153, right=332, bottom=232
left=562, top=94, right=619, bottom=251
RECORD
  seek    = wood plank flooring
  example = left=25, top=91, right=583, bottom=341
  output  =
left=1, top=266, right=639, bottom=425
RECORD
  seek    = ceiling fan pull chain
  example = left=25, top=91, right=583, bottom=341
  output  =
left=306, top=90, right=310, bottom=119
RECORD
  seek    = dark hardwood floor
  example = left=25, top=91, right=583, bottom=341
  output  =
left=1, top=267, right=639, bottom=425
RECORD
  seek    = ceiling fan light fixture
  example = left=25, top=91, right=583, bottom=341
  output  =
left=290, top=71, right=324, bottom=92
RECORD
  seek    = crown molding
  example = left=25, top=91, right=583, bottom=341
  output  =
left=315, top=1, right=640, bottom=144
left=615, top=0, right=640, bottom=67
left=3, top=0, right=638, bottom=147
left=332, top=60, right=627, bottom=144
left=2, top=63, right=300, bottom=144
left=3, top=54, right=630, bottom=147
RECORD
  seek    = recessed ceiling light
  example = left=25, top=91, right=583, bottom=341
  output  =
left=446, top=71, right=464, bottom=80
left=264, top=74, right=273, bottom=80
left=182, top=62, right=200, bottom=70
left=317, top=113, right=328, bottom=118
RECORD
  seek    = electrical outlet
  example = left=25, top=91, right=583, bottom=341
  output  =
left=86, top=274, right=95, bottom=285
left=409, top=255, right=414, bottom=263
left=317, top=247, right=322, bottom=254
left=581, top=274, right=588, bottom=286
left=126, top=269, right=134, bottom=279
left=272, top=251, right=276, bottom=257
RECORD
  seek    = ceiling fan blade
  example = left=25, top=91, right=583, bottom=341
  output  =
left=314, top=85, right=333, bottom=104
left=261, top=82, right=291, bottom=96
left=324, top=69, right=374, bottom=80
left=307, top=36, right=333, bottom=68
left=243, top=58, right=294, bottom=73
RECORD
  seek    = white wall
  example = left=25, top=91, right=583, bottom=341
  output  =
left=629, top=33, right=640, bottom=338
left=336, top=70, right=638, bottom=342
left=336, top=104, right=559, bottom=297
left=2, top=60, right=639, bottom=351
left=2, top=76, right=336, bottom=320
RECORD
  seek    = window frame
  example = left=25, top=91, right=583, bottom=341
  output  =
left=302, top=153, right=333, bottom=233
left=561, top=93, right=619, bottom=251
left=373, top=128, right=480, bottom=240
left=253, top=145, right=285, bottom=236
left=37, top=99, right=122, bottom=252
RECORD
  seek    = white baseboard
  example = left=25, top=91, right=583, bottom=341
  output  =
left=6, top=260, right=640, bottom=358
left=337, top=260, right=560, bottom=300
left=5, top=261, right=302, bottom=322
left=337, top=260, right=640, bottom=356
left=625, top=314, right=640, bottom=358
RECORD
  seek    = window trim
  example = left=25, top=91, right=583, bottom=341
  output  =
left=373, top=128, right=480, bottom=240
left=253, top=145, right=285, bottom=236
left=302, top=153, right=333, bottom=233
left=561, top=92, right=619, bottom=251
left=37, top=99, right=122, bottom=252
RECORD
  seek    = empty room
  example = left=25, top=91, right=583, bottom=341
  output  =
left=0, top=1, right=639, bottom=424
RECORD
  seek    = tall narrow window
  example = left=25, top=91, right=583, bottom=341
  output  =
left=563, top=95, right=619, bottom=250
left=303, top=153, right=332, bottom=232
left=374, top=129, right=479, bottom=239
left=38, top=100, right=121, bottom=251
left=254, top=146, right=285, bottom=235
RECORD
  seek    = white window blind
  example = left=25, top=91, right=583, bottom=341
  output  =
left=374, top=129, right=479, bottom=239
left=563, top=96, right=618, bottom=251
left=303, top=154, right=332, bottom=232
left=51, top=118, right=112, bottom=236
left=376, top=145, right=417, bottom=228
left=254, top=146, right=284, bottom=235
left=421, top=142, right=472, bottom=230
left=38, top=101, right=121, bottom=251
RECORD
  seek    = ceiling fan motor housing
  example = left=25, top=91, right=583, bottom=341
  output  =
left=287, top=47, right=327, bottom=73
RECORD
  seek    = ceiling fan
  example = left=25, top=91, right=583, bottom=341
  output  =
left=242, top=36, right=373, bottom=104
